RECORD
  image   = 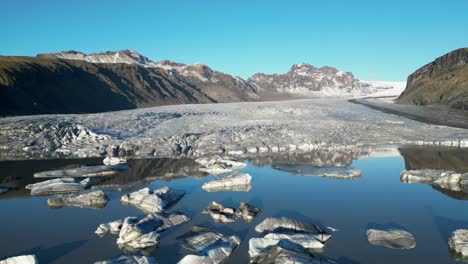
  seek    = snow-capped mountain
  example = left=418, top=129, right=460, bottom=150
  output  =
left=37, top=49, right=159, bottom=67
left=37, top=50, right=404, bottom=100
left=248, top=64, right=405, bottom=97
left=37, top=50, right=259, bottom=102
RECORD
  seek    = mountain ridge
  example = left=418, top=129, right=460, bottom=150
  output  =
left=0, top=49, right=405, bottom=116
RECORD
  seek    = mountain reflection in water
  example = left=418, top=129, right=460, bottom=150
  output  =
left=0, top=158, right=207, bottom=199
left=399, top=146, right=468, bottom=200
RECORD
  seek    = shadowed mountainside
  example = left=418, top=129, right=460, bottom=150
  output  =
left=0, top=56, right=261, bottom=116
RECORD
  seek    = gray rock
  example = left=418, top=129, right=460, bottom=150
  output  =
left=26, top=177, right=86, bottom=196
left=178, top=226, right=241, bottom=264
left=47, top=190, right=108, bottom=209
left=202, top=172, right=252, bottom=192
left=366, top=228, right=416, bottom=249
left=121, top=187, right=185, bottom=213
left=0, top=255, right=38, bottom=264
left=34, top=164, right=128, bottom=178
left=95, top=255, right=157, bottom=264
left=235, top=202, right=261, bottom=222
left=250, top=240, right=336, bottom=264
left=449, top=229, right=468, bottom=259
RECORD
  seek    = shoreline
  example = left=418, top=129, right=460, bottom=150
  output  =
left=350, top=97, right=468, bottom=129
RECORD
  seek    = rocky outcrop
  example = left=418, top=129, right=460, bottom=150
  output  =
left=397, top=48, right=468, bottom=110
left=249, top=63, right=376, bottom=97
left=366, top=229, right=416, bottom=249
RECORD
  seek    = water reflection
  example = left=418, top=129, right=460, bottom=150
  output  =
left=1, top=147, right=468, bottom=263
left=399, top=146, right=468, bottom=173
left=399, top=146, right=468, bottom=200
left=247, top=149, right=368, bottom=168
left=93, top=158, right=207, bottom=190
left=251, top=149, right=368, bottom=179
left=0, top=158, right=207, bottom=199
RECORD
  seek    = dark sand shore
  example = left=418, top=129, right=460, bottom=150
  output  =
left=351, top=97, right=468, bottom=129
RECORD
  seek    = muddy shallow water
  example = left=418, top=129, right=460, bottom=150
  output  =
left=0, top=146, right=468, bottom=263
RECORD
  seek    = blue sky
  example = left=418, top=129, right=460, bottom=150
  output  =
left=2, top=0, right=467, bottom=81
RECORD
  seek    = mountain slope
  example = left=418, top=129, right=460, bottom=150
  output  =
left=39, top=50, right=259, bottom=103
left=0, top=56, right=217, bottom=115
left=1, top=49, right=405, bottom=116
left=397, top=48, right=468, bottom=110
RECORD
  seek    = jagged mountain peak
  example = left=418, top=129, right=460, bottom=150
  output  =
left=248, top=63, right=374, bottom=97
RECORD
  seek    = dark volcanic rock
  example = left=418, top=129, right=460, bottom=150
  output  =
left=397, top=48, right=468, bottom=110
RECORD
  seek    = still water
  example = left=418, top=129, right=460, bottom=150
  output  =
left=0, top=147, right=468, bottom=263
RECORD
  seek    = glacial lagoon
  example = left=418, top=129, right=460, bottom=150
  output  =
left=1, top=146, right=468, bottom=263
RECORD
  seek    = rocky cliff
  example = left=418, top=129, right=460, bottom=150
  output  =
left=397, top=48, right=468, bottom=110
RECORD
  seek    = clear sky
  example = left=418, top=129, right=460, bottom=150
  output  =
left=2, top=0, right=467, bottom=81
